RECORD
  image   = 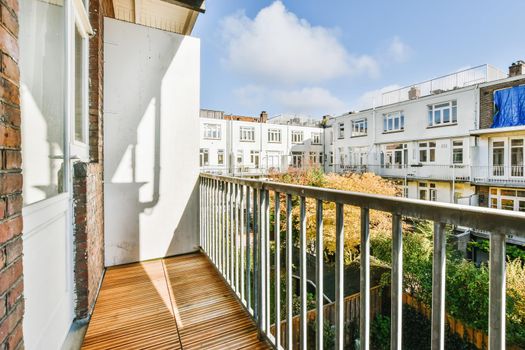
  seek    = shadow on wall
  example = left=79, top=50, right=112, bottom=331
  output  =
left=104, top=18, right=200, bottom=266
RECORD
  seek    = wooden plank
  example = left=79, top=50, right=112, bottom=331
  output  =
left=82, top=253, right=270, bottom=349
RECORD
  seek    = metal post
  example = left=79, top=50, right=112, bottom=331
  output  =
left=489, top=233, right=506, bottom=350
left=391, top=214, right=403, bottom=350
left=275, top=192, right=281, bottom=349
left=335, top=203, right=344, bottom=350
left=431, top=222, right=446, bottom=350
left=264, top=190, right=271, bottom=335
left=286, top=194, right=293, bottom=350
left=253, top=188, right=259, bottom=319
left=360, top=208, right=370, bottom=350
left=258, top=189, right=266, bottom=333
left=300, top=196, right=307, bottom=349
left=246, top=187, right=252, bottom=312
left=316, top=199, right=324, bottom=350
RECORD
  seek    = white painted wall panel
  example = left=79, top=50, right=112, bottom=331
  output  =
left=104, top=18, right=200, bottom=266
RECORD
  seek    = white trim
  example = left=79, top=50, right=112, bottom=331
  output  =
left=73, top=0, right=94, bottom=37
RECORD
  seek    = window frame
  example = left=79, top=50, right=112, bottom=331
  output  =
left=217, top=149, right=224, bottom=165
left=452, top=140, right=464, bottom=164
left=383, top=111, right=404, bottom=133
left=239, top=126, right=255, bottom=142
left=419, top=141, right=436, bottom=163
left=489, top=188, right=525, bottom=212
left=427, top=100, right=457, bottom=127
left=199, top=148, right=209, bottom=166
left=338, top=122, right=345, bottom=139
left=311, top=132, right=322, bottom=145
left=291, top=130, right=304, bottom=144
left=203, top=123, right=222, bottom=140
left=419, top=182, right=437, bottom=201
left=351, top=118, right=368, bottom=137
left=267, top=128, right=282, bottom=143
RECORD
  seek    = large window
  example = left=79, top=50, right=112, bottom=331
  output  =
left=250, top=150, right=260, bottom=168
left=240, top=126, right=255, bottom=142
left=291, top=130, right=304, bottom=144
left=292, top=152, right=304, bottom=167
left=428, top=100, right=457, bottom=127
left=383, top=111, right=404, bottom=132
left=338, top=122, right=345, bottom=139
left=384, top=143, right=408, bottom=168
left=452, top=140, right=464, bottom=164
left=489, top=188, right=525, bottom=212
left=203, top=123, right=221, bottom=139
left=351, top=118, right=367, bottom=137
left=419, top=141, right=436, bottom=163
left=419, top=182, right=437, bottom=201
left=511, top=139, right=524, bottom=177
left=199, top=149, right=209, bottom=166
left=312, top=132, right=321, bottom=145
left=268, top=128, right=281, bottom=143
left=349, top=147, right=367, bottom=166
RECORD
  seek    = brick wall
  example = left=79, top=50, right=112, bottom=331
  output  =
left=479, top=77, right=525, bottom=129
left=0, top=0, right=24, bottom=348
left=73, top=0, right=105, bottom=320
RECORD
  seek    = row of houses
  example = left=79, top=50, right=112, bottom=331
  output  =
left=200, top=61, right=525, bottom=214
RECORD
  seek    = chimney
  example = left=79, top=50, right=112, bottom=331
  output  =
left=408, top=86, right=420, bottom=100
left=509, top=60, right=525, bottom=77
left=259, top=111, right=268, bottom=123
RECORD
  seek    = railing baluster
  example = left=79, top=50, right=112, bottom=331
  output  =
left=275, top=192, right=281, bottom=349
left=258, top=188, right=267, bottom=333
left=316, top=199, right=324, bottom=350
left=253, top=187, right=259, bottom=318
left=286, top=194, right=293, bottom=350
left=264, top=190, right=271, bottom=336
left=391, top=214, right=403, bottom=350
left=246, top=186, right=252, bottom=313
left=239, top=184, right=244, bottom=302
left=212, top=179, right=216, bottom=263
left=431, top=222, right=446, bottom=350
left=360, top=208, right=370, bottom=350
left=300, top=196, right=307, bottom=349
left=489, top=233, right=506, bottom=350
left=233, top=183, right=238, bottom=294
left=226, top=182, right=231, bottom=283
left=335, top=203, right=344, bottom=350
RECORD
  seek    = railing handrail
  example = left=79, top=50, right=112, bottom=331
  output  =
left=200, top=172, right=525, bottom=237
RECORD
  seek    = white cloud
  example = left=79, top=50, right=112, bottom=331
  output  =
left=221, top=1, right=379, bottom=84
left=233, top=85, right=266, bottom=107
left=354, top=84, right=401, bottom=110
left=388, top=36, right=411, bottom=63
left=274, top=87, right=346, bottom=115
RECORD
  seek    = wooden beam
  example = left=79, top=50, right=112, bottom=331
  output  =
left=102, top=0, right=115, bottom=18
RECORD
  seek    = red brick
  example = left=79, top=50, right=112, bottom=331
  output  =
left=0, top=197, right=5, bottom=218
left=0, top=258, right=22, bottom=296
left=7, top=319, right=22, bottom=350
left=0, top=301, right=23, bottom=344
left=0, top=23, right=17, bottom=62
left=0, top=295, right=5, bottom=319
left=3, top=149, right=20, bottom=169
left=1, top=6, right=18, bottom=38
left=1, top=53, right=18, bottom=83
left=0, top=173, right=21, bottom=194
left=6, top=193, right=21, bottom=216
left=0, top=248, right=5, bottom=269
left=5, top=236, right=21, bottom=264
left=6, top=277, right=22, bottom=309
left=0, top=124, right=19, bottom=148
left=0, top=76, right=18, bottom=106
left=0, top=215, right=22, bottom=245
left=0, top=101, right=20, bottom=126
left=1, top=0, right=18, bottom=14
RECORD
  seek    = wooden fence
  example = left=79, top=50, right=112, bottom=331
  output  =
left=269, top=286, right=383, bottom=349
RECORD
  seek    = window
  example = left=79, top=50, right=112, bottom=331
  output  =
left=240, top=126, right=255, bottom=142
left=383, top=111, right=404, bottom=132
left=312, top=132, right=322, bottom=145
left=452, top=140, right=464, bottom=164
left=419, top=141, right=436, bottom=163
left=351, top=118, right=367, bottom=137
left=217, top=149, right=224, bottom=165
left=318, top=152, right=323, bottom=164
left=428, top=101, right=457, bottom=127
left=419, top=182, right=437, bottom=201
left=330, top=152, right=334, bottom=165
left=268, top=128, right=281, bottom=143
left=338, top=147, right=345, bottom=166
left=309, top=152, right=317, bottom=164
left=291, top=130, right=304, bottom=144
left=349, top=147, right=367, bottom=166
left=489, top=188, right=525, bottom=212
left=511, top=139, right=524, bottom=177
left=250, top=150, right=260, bottom=168
left=492, top=141, right=505, bottom=176
left=292, top=152, right=303, bottom=167
left=338, top=122, right=345, bottom=139
left=236, top=150, right=243, bottom=165
left=203, top=123, right=221, bottom=139
left=384, top=143, right=408, bottom=168
left=199, top=149, right=209, bottom=166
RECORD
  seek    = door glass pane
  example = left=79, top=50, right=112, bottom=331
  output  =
left=501, top=199, right=514, bottom=211
left=75, top=29, right=85, bottom=142
left=519, top=201, right=525, bottom=212
left=20, top=0, right=65, bottom=205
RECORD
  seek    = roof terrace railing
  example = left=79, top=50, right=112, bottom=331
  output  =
left=198, top=173, right=525, bottom=349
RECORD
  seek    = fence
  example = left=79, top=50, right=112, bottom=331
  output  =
left=199, top=173, right=525, bottom=349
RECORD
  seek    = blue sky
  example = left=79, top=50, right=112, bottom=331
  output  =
left=193, top=0, right=525, bottom=118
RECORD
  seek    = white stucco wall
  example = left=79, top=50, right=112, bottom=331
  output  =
left=104, top=18, right=200, bottom=266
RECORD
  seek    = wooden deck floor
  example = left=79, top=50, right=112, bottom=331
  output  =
left=82, top=253, right=271, bottom=349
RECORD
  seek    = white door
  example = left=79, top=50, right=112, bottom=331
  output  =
left=20, top=0, right=91, bottom=348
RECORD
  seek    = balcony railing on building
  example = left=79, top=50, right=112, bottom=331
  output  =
left=199, top=173, right=524, bottom=349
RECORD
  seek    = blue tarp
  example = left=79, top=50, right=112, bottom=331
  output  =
left=492, top=85, right=525, bottom=128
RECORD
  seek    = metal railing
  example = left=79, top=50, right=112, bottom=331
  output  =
left=198, top=173, right=525, bottom=349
